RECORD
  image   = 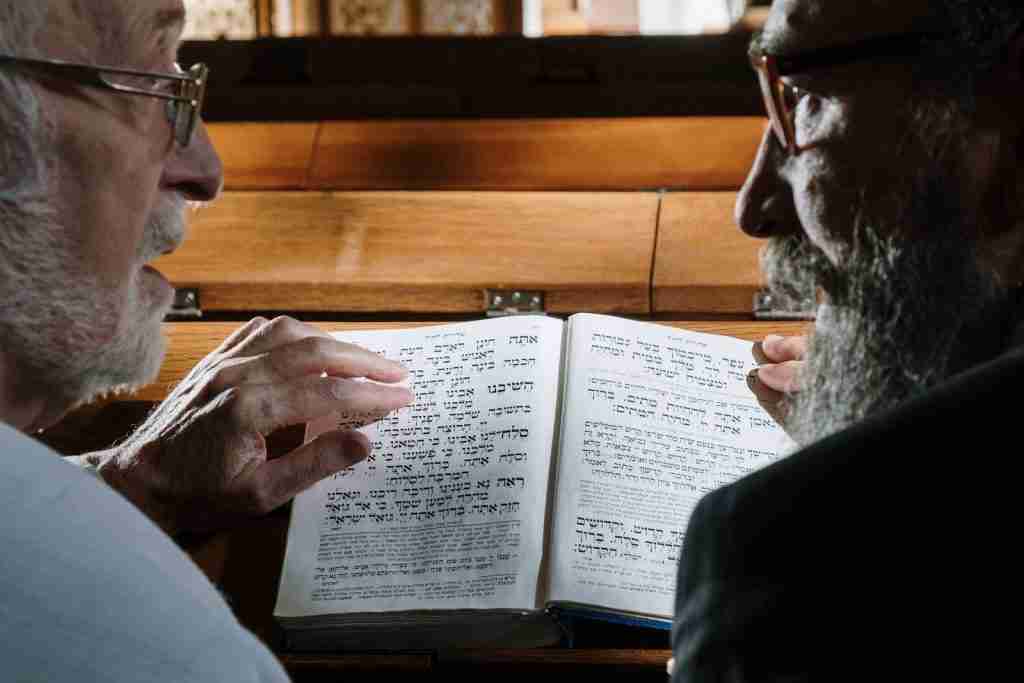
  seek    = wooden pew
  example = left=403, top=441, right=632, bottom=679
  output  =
left=653, top=192, right=763, bottom=316
left=158, top=190, right=771, bottom=319
left=156, top=191, right=659, bottom=315
left=208, top=118, right=766, bottom=191
left=207, top=123, right=319, bottom=189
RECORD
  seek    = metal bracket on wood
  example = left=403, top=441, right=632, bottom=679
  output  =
left=485, top=289, right=546, bottom=317
left=167, top=288, right=203, bottom=321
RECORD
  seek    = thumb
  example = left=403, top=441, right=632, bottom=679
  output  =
left=253, top=430, right=370, bottom=511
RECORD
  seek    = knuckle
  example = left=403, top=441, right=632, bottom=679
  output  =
left=323, top=377, right=355, bottom=403
left=268, top=315, right=301, bottom=337
left=310, top=442, right=337, bottom=479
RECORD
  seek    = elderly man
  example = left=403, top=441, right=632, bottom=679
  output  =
left=672, top=1, right=1022, bottom=681
left=1, top=2, right=412, bottom=680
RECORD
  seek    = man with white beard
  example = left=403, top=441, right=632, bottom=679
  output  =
left=671, top=1, right=1023, bottom=681
left=1, top=2, right=412, bottom=680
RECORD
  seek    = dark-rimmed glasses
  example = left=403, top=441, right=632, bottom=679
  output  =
left=0, top=55, right=208, bottom=148
left=749, top=33, right=943, bottom=155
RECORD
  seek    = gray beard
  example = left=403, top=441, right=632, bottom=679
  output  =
left=762, top=183, right=1009, bottom=447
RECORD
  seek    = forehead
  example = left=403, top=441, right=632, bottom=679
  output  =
left=760, top=0, right=935, bottom=54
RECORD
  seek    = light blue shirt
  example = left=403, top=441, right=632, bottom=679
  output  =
left=0, top=422, right=290, bottom=682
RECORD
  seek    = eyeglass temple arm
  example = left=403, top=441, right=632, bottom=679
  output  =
left=0, top=55, right=196, bottom=103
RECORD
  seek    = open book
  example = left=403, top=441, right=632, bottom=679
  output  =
left=274, top=314, right=792, bottom=650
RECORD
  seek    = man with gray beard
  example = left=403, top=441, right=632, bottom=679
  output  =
left=1, top=2, right=411, bottom=680
left=671, top=1, right=1023, bottom=681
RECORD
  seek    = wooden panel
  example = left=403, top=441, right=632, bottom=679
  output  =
left=309, top=118, right=765, bottom=191
left=131, top=320, right=810, bottom=402
left=653, top=192, right=765, bottom=315
left=156, top=191, right=658, bottom=314
left=208, top=122, right=319, bottom=189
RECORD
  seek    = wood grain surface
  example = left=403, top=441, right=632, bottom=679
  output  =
left=207, top=118, right=765, bottom=191
left=653, top=192, right=765, bottom=315
left=155, top=191, right=659, bottom=314
left=208, top=123, right=319, bottom=189
left=309, top=117, right=765, bottom=191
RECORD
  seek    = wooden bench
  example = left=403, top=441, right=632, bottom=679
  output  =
left=197, top=119, right=769, bottom=317
left=158, top=191, right=659, bottom=315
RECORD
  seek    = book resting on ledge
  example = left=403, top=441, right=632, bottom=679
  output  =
left=273, top=314, right=792, bottom=651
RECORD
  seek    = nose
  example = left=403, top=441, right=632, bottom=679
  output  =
left=735, top=124, right=794, bottom=238
left=161, top=119, right=223, bottom=201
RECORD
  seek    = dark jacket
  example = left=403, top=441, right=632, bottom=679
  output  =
left=671, top=345, right=1021, bottom=682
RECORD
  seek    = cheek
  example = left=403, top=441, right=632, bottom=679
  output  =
left=45, top=90, right=168, bottom=285
left=60, top=147, right=163, bottom=287
left=785, top=99, right=868, bottom=264
left=77, top=173, right=161, bottom=288
left=788, top=156, right=854, bottom=264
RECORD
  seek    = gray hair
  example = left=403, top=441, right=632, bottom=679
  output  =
left=0, top=1, right=47, bottom=204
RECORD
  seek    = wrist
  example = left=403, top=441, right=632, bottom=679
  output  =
left=88, top=444, right=181, bottom=538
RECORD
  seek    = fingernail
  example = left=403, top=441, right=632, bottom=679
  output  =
left=763, top=334, right=784, bottom=348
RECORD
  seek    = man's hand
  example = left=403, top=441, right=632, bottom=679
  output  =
left=749, top=334, right=807, bottom=430
left=79, top=317, right=413, bottom=537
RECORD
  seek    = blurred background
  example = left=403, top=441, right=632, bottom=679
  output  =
left=182, top=0, right=769, bottom=40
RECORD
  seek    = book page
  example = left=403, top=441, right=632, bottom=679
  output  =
left=548, top=314, right=792, bottom=617
left=275, top=316, right=564, bottom=617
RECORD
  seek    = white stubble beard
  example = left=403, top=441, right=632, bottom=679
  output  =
left=0, top=191, right=187, bottom=414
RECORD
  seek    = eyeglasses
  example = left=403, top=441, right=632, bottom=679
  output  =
left=0, top=55, right=208, bottom=148
left=749, top=33, right=943, bottom=155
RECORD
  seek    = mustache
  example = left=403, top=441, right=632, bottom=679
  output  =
left=139, top=192, right=188, bottom=263
left=761, top=234, right=843, bottom=309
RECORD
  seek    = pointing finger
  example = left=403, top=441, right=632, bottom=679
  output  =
left=208, top=336, right=408, bottom=393
left=232, top=375, right=413, bottom=435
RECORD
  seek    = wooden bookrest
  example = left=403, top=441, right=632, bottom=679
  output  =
left=654, top=192, right=764, bottom=315
left=156, top=190, right=768, bottom=318
left=155, top=191, right=659, bottom=315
